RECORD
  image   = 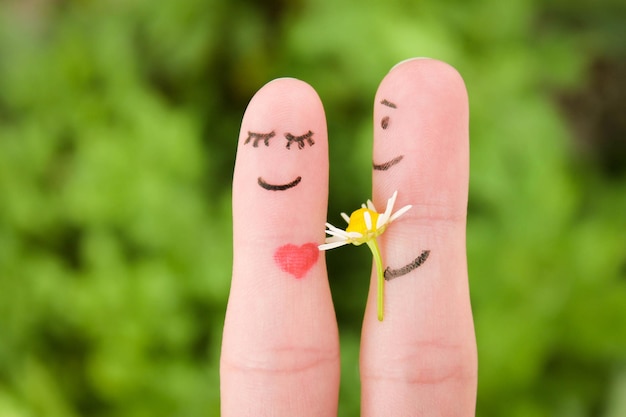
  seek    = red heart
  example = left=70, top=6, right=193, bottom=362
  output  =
left=274, top=243, right=319, bottom=279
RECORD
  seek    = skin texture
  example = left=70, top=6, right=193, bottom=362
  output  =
left=221, top=59, right=477, bottom=417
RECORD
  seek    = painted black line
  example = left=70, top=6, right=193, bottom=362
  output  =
left=384, top=250, right=430, bottom=281
left=258, top=176, right=302, bottom=191
left=245, top=131, right=275, bottom=147
left=285, top=130, right=315, bottom=150
left=373, top=155, right=404, bottom=171
left=381, top=99, right=397, bottom=109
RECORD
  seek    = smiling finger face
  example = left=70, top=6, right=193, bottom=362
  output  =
left=373, top=98, right=405, bottom=172
left=237, top=97, right=323, bottom=199
left=372, top=94, right=432, bottom=278
left=233, top=77, right=329, bottom=271
left=361, top=58, right=475, bottom=417
left=244, top=129, right=316, bottom=191
left=225, top=78, right=339, bottom=416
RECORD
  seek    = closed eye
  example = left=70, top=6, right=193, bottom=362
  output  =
left=285, top=130, right=315, bottom=150
left=245, top=131, right=275, bottom=147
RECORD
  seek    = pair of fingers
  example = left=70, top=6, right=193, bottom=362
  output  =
left=221, top=58, right=477, bottom=416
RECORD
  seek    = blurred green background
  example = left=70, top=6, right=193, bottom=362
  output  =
left=1, top=0, right=625, bottom=416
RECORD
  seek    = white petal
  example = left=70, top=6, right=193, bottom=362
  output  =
left=325, top=229, right=350, bottom=238
left=341, top=212, right=351, bottom=224
left=361, top=203, right=367, bottom=209
left=319, top=241, right=350, bottom=250
left=325, top=222, right=347, bottom=234
left=383, top=191, right=398, bottom=221
left=389, top=204, right=412, bottom=222
left=346, top=231, right=363, bottom=239
left=325, top=235, right=346, bottom=243
left=366, top=199, right=376, bottom=211
left=364, top=210, right=372, bottom=230
left=376, top=212, right=388, bottom=229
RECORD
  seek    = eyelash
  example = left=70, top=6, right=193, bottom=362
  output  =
left=245, top=130, right=315, bottom=149
left=285, top=130, right=315, bottom=150
left=245, top=131, right=275, bottom=147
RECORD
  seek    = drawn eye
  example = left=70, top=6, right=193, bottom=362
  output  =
left=381, top=116, right=390, bottom=129
left=285, top=130, right=315, bottom=150
left=245, top=131, right=275, bottom=147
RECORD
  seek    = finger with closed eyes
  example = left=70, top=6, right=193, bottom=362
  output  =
left=221, top=78, right=339, bottom=417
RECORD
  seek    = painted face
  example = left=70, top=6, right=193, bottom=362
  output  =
left=372, top=99, right=405, bottom=172
left=233, top=78, right=328, bottom=281
left=243, top=129, right=316, bottom=191
left=372, top=97, right=430, bottom=280
left=240, top=128, right=321, bottom=278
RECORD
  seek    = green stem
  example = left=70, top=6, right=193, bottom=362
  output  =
left=366, top=238, right=384, bottom=321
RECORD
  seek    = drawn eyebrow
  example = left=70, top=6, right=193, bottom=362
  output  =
left=285, top=130, right=315, bottom=150
left=373, top=155, right=404, bottom=171
left=380, top=99, right=397, bottom=109
left=245, top=131, right=275, bottom=147
left=258, top=176, right=302, bottom=191
left=384, top=250, right=430, bottom=280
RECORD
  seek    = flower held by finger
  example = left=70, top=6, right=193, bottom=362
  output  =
left=319, top=190, right=411, bottom=321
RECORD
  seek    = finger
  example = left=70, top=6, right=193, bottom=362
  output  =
left=361, top=59, right=477, bottom=415
left=220, top=78, right=340, bottom=417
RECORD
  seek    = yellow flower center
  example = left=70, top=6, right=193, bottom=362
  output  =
left=346, top=208, right=379, bottom=236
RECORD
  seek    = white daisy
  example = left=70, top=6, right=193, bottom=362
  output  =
left=319, top=190, right=412, bottom=250
left=319, top=190, right=411, bottom=321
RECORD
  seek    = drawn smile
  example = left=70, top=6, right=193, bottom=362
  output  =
left=257, top=176, right=302, bottom=191
left=373, top=155, right=404, bottom=171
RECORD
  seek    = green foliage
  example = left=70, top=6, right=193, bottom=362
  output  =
left=0, top=0, right=624, bottom=416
